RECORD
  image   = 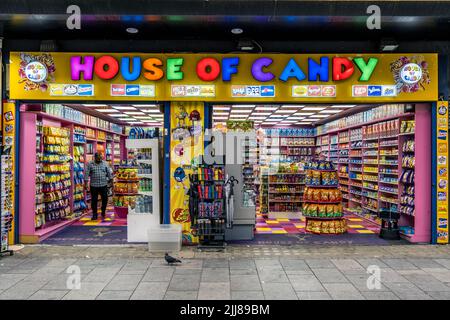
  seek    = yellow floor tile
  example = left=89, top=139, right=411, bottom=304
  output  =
left=277, top=218, right=289, bottom=222
left=272, top=230, right=288, bottom=234
left=83, top=222, right=99, bottom=226
left=266, top=220, right=279, bottom=224
left=347, top=225, right=364, bottom=229
left=256, top=228, right=271, bottom=232
left=356, top=230, right=375, bottom=234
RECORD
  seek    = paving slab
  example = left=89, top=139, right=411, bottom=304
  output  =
left=62, top=281, right=108, bottom=300
left=201, top=268, right=230, bottom=282
left=230, top=275, right=262, bottom=291
left=104, top=274, right=143, bottom=291
left=262, top=283, right=297, bottom=300
left=362, top=291, right=400, bottom=300
left=296, top=291, right=332, bottom=300
left=0, top=280, right=48, bottom=300
left=288, top=275, right=325, bottom=292
left=323, top=283, right=365, bottom=300
left=96, top=290, right=133, bottom=300
left=164, top=290, right=198, bottom=300
left=229, top=259, right=256, bottom=269
left=142, top=267, right=174, bottom=282
left=403, top=274, right=450, bottom=292
left=0, top=274, right=28, bottom=290
left=169, top=274, right=201, bottom=291
left=131, top=282, right=169, bottom=300
left=29, top=290, right=69, bottom=300
left=258, top=269, right=289, bottom=283
left=198, top=282, right=231, bottom=300
left=231, top=291, right=265, bottom=300
left=312, top=268, right=348, bottom=283
left=305, top=259, right=335, bottom=269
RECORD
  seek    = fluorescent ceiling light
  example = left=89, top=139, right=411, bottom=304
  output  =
left=83, top=104, right=108, bottom=107
left=142, top=120, right=158, bottom=123
left=275, top=109, right=297, bottom=113
left=134, top=116, right=155, bottom=119
left=213, top=107, right=230, bottom=111
left=213, top=117, right=228, bottom=120
left=288, top=117, right=305, bottom=120
left=113, top=106, right=137, bottom=110
left=252, top=112, right=271, bottom=116
left=109, top=114, right=125, bottom=117
left=302, top=107, right=326, bottom=111
left=132, top=104, right=157, bottom=108
left=269, top=114, right=287, bottom=118
left=248, top=116, right=267, bottom=120
left=255, top=106, right=278, bottom=111
left=320, top=110, right=343, bottom=114
left=95, top=109, right=119, bottom=113
left=213, top=112, right=229, bottom=116
left=280, top=120, right=298, bottom=123
left=230, top=109, right=252, bottom=113
left=281, top=105, right=304, bottom=109
left=124, top=112, right=146, bottom=115
left=293, top=112, right=315, bottom=116
left=142, top=109, right=161, bottom=113
left=309, top=115, right=329, bottom=118
left=298, top=121, right=312, bottom=124
left=330, top=105, right=356, bottom=108
left=125, top=122, right=143, bottom=124
left=229, top=115, right=248, bottom=118
left=232, top=105, right=255, bottom=108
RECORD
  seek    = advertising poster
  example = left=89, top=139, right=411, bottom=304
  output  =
left=436, top=101, right=449, bottom=244
left=2, top=101, right=16, bottom=248
left=169, top=101, right=204, bottom=244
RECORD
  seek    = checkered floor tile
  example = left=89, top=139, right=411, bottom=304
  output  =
left=72, top=207, right=127, bottom=227
left=255, top=213, right=380, bottom=235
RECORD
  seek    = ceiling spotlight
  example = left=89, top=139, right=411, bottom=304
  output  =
left=237, top=39, right=254, bottom=51
left=126, top=27, right=139, bottom=34
left=380, top=38, right=398, bottom=52
left=231, top=28, right=243, bottom=35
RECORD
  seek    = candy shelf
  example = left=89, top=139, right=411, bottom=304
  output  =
left=314, top=106, right=430, bottom=241
left=18, top=106, right=126, bottom=243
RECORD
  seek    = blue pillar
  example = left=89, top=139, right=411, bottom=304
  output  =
left=163, top=101, right=171, bottom=224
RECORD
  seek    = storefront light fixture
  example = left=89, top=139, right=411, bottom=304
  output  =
left=232, top=105, right=256, bottom=108
left=330, top=105, right=356, bottom=108
left=255, top=106, right=278, bottom=111
left=124, top=111, right=146, bottom=115
left=319, top=110, right=343, bottom=114
left=281, top=105, right=304, bottom=109
left=309, top=115, right=329, bottom=118
left=126, top=27, right=139, bottom=34
left=231, top=28, right=244, bottom=34
left=132, top=104, right=157, bottom=107
left=95, top=109, right=119, bottom=113
left=302, top=107, right=326, bottom=111
left=113, top=106, right=137, bottom=110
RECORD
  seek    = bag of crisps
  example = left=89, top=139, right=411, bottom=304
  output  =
left=321, top=189, right=329, bottom=202
left=313, top=189, right=321, bottom=201
left=318, top=205, right=326, bottom=217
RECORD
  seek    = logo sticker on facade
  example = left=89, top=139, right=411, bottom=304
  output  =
left=292, top=85, right=336, bottom=98
left=125, top=85, right=140, bottom=96
left=111, top=84, right=126, bottom=96
left=24, top=61, right=48, bottom=83
left=172, top=85, right=215, bottom=97
left=368, top=85, right=382, bottom=96
left=352, top=85, right=368, bottom=97
left=353, top=85, right=398, bottom=97
left=231, top=85, right=274, bottom=98
left=49, top=84, right=94, bottom=96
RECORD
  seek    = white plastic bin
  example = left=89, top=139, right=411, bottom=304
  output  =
left=148, top=224, right=182, bottom=252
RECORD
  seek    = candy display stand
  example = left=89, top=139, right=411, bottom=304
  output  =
left=303, top=161, right=347, bottom=234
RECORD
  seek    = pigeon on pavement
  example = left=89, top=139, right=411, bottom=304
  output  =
left=165, top=253, right=182, bottom=265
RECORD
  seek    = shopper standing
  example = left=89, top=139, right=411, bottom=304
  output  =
left=85, top=152, right=113, bottom=220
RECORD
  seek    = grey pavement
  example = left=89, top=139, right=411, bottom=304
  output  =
left=1, top=244, right=450, bottom=299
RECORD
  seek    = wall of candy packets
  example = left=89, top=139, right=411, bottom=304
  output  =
left=316, top=104, right=409, bottom=135
left=43, top=104, right=117, bottom=131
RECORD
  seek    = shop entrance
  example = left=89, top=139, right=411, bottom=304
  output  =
left=209, top=103, right=430, bottom=245
left=18, top=103, right=164, bottom=245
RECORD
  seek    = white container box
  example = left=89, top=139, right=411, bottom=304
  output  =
left=148, top=224, right=182, bottom=252
left=127, top=212, right=157, bottom=243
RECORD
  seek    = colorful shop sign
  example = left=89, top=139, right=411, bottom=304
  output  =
left=436, top=101, right=449, bottom=244
left=9, top=52, right=438, bottom=102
